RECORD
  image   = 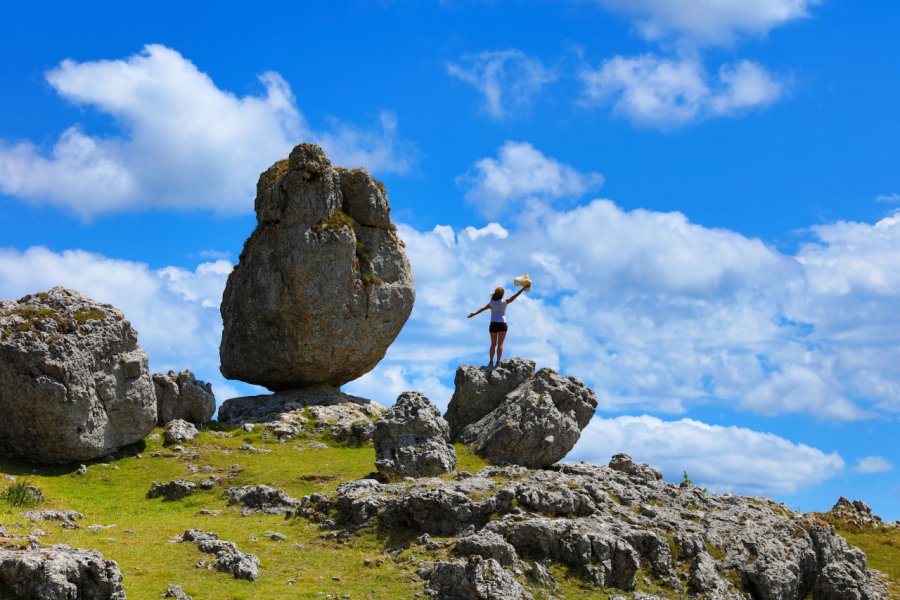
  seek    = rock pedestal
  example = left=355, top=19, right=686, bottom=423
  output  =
left=219, top=143, right=415, bottom=391
left=0, top=287, right=156, bottom=464
left=445, top=359, right=597, bottom=468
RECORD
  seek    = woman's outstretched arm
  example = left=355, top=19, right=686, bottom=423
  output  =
left=506, top=287, right=526, bottom=303
left=467, top=304, right=490, bottom=318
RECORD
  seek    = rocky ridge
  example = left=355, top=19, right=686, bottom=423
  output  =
left=300, top=453, right=887, bottom=599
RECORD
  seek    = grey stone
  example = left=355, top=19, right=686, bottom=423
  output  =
left=453, top=532, right=518, bottom=566
left=163, top=419, right=198, bottom=446
left=181, top=529, right=259, bottom=581
left=147, top=480, right=198, bottom=501
left=153, top=370, right=216, bottom=425
left=608, top=453, right=663, bottom=481
left=21, top=510, right=84, bottom=523
left=459, top=367, right=597, bottom=468
left=444, top=358, right=536, bottom=440
left=219, top=143, right=415, bottom=390
left=424, top=556, right=533, bottom=600
left=0, top=544, right=126, bottom=599
left=163, top=584, right=192, bottom=599
left=374, top=391, right=457, bottom=480
left=226, top=484, right=299, bottom=515
left=0, top=287, right=156, bottom=463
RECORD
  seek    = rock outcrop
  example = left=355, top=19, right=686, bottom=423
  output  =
left=147, top=479, right=197, bottom=501
left=424, top=556, right=533, bottom=600
left=219, top=143, right=415, bottom=391
left=218, top=388, right=386, bottom=444
left=181, top=529, right=259, bottom=581
left=0, top=287, right=156, bottom=463
left=153, top=370, right=216, bottom=425
left=0, top=544, right=126, bottom=599
left=373, top=391, right=457, bottom=480
left=163, top=419, right=198, bottom=446
left=446, top=359, right=597, bottom=468
left=300, top=454, right=886, bottom=599
left=226, top=485, right=299, bottom=516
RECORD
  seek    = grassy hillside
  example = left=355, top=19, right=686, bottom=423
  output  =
left=1, top=426, right=897, bottom=599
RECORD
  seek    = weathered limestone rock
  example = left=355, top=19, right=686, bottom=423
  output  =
left=0, top=287, right=157, bottom=463
left=21, top=510, right=84, bottom=524
left=373, top=391, right=457, bottom=480
left=219, top=143, right=415, bottom=390
left=181, top=529, right=259, bottom=581
left=163, top=419, right=198, bottom=446
left=153, top=370, right=216, bottom=425
left=451, top=363, right=597, bottom=468
left=226, top=485, right=299, bottom=516
left=0, top=544, right=126, bottom=599
left=444, top=358, right=536, bottom=440
left=300, top=461, right=887, bottom=599
left=424, top=556, right=533, bottom=600
left=147, top=479, right=197, bottom=501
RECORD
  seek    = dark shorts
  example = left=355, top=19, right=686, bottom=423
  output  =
left=489, top=322, right=508, bottom=333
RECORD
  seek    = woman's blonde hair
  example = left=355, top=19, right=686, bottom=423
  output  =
left=491, top=287, right=504, bottom=301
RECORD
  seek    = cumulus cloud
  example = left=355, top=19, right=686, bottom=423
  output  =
left=581, top=55, right=783, bottom=128
left=596, top=0, right=822, bottom=47
left=571, top=415, right=844, bottom=495
left=854, top=455, right=893, bottom=474
left=0, top=246, right=238, bottom=407
left=0, top=44, right=415, bottom=218
left=446, top=49, right=557, bottom=118
left=458, top=142, right=603, bottom=218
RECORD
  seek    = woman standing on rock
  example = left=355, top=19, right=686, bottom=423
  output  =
left=467, top=285, right=526, bottom=369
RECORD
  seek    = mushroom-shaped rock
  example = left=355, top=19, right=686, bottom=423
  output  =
left=153, top=369, right=216, bottom=425
left=0, top=287, right=156, bottom=464
left=219, top=143, right=415, bottom=390
left=374, top=391, right=457, bottom=480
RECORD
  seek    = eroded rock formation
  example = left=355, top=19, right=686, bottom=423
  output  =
left=219, top=143, right=414, bottom=391
left=153, top=369, right=216, bottom=425
left=0, top=287, right=156, bottom=463
left=0, top=544, right=126, bottom=599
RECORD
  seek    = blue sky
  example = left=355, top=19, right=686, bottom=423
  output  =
left=1, top=1, right=898, bottom=519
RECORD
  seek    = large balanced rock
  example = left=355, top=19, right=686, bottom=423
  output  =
left=446, top=360, right=597, bottom=468
left=373, top=391, right=457, bottom=480
left=153, top=369, right=216, bottom=425
left=0, top=544, right=126, bottom=599
left=0, top=287, right=156, bottom=463
left=219, top=143, right=415, bottom=390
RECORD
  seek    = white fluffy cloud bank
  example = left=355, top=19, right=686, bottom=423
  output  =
left=0, top=45, right=415, bottom=217
left=572, top=415, right=844, bottom=495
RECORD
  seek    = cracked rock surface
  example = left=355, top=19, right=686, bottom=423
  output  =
left=374, top=391, right=457, bottom=480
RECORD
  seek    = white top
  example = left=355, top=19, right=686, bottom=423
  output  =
left=489, top=300, right=507, bottom=323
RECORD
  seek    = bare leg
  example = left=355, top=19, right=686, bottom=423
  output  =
left=489, top=331, right=498, bottom=368
left=496, top=330, right=507, bottom=365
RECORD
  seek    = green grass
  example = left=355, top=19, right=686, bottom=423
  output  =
left=830, top=522, right=900, bottom=596
left=0, top=428, right=491, bottom=599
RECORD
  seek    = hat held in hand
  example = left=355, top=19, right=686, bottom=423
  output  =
left=514, top=273, right=532, bottom=291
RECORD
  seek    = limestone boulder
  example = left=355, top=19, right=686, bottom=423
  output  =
left=444, top=358, right=536, bottom=440
left=0, top=544, right=126, bottom=599
left=163, top=419, right=198, bottom=446
left=153, top=369, right=216, bottom=425
left=424, top=557, right=533, bottom=600
left=451, top=363, right=597, bottom=468
left=219, top=143, right=415, bottom=390
left=0, top=287, right=156, bottom=464
left=373, top=391, right=457, bottom=480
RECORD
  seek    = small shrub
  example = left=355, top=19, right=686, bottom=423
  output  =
left=73, top=308, right=106, bottom=324
left=682, top=470, right=693, bottom=486
left=2, top=478, right=44, bottom=507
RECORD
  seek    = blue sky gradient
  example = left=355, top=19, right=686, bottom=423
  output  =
left=2, top=1, right=898, bottom=519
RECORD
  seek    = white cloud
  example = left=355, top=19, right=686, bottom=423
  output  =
left=854, top=455, right=893, bottom=474
left=581, top=55, right=783, bottom=128
left=596, top=0, right=822, bottom=47
left=875, top=193, right=900, bottom=203
left=446, top=49, right=557, bottom=118
left=0, top=44, right=415, bottom=218
left=458, top=142, right=603, bottom=218
left=571, top=415, right=845, bottom=495
left=0, top=246, right=243, bottom=413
